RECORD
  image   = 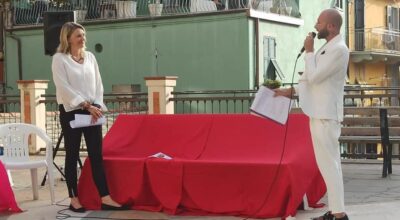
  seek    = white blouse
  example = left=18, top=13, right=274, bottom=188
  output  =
left=52, top=51, right=107, bottom=112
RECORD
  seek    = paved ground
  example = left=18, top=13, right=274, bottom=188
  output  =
left=1, top=155, right=400, bottom=220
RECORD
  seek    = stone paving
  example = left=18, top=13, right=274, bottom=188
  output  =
left=1, top=156, right=400, bottom=220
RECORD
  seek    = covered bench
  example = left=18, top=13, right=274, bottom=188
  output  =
left=78, top=114, right=326, bottom=219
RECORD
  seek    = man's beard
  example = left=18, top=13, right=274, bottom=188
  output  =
left=317, top=28, right=329, bottom=39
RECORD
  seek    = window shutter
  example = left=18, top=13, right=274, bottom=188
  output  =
left=263, top=36, right=277, bottom=80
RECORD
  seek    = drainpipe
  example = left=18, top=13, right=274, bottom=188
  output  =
left=345, top=0, right=349, bottom=47
left=0, top=4, right=4, bottom=58
left=4, top=1, right=12, bottom=29
left=255, top=18, right=259, bottom=89
left=9, top=34, right=22, bottom=80
left=345, top=0, right=350, bottom=80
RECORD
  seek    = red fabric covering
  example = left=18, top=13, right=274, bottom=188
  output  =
left=0, top=161, right=22, bottom=213
left=78, top=114, right=326, bottom=219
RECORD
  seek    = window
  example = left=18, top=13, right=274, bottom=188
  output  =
left=354, top=0, right=364, bottom=51
left=387, top=6, right=400, bottom=31
left=263, top=36, right=284, bottom=80
left=385, top=6, right=399, bottom=50
left=335, top=0, right=343, bottom=10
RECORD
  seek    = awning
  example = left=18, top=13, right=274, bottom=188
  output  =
left=269, top=59, right=284, bottom=79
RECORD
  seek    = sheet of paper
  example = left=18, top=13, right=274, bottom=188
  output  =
left=250, top=86, right=292, bottom=125
left=70, top=114, right=106, bottom=128
left=148, top=152, right=173, bottom=160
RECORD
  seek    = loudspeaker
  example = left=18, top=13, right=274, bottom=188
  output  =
left=43, top=11, right=75, bottom=56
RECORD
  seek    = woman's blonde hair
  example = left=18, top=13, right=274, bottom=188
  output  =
left=57, top=22, right=86, bottom=56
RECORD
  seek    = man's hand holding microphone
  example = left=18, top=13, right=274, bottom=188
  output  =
left=303, top=32, right=316, bottom=53
left=273, top=32, right=316, bottom=98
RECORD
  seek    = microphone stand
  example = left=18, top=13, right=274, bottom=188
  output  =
left=247, top=51, right=302, bottom=219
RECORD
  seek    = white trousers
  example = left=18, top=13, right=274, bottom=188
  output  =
left=309, top=118, right=345, bottom=213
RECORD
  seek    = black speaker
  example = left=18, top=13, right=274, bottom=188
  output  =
left=43, top=11, right=75, bottom=56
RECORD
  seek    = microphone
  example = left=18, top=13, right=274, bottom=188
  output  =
left=297, top=32, right=316, bottom=58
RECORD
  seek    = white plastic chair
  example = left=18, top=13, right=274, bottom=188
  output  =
left=0, top=123, right=55, bottom=204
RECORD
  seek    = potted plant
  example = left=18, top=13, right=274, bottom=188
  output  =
left=148, top=0, right=163, bottom=16
left=75, top=2, right=87, bottom=22
left=269, top=0, right=281, bottom=14
left=270, top=0, right=291, bottom=16
left=262, top=79, right=281, bottom=89
left=281, top=6, right=292, bottom=16
left=116, top=0, right=137, bottom=18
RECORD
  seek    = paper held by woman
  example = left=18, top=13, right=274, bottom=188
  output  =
left=70, top=114, right=106, bottom=128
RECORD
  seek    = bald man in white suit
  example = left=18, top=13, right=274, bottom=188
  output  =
left=275, top=9, right=349, bottom=220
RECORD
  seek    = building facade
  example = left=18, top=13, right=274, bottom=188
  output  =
left=3, top=0, right=342, bottom=94
left=348, top=0, right=400, bottom=98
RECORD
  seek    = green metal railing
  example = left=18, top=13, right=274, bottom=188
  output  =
left=0, top=94, right=21, bottom=124
left=38, top=92, right=148, bottom=150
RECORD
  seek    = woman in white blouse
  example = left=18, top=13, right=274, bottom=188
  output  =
left=52, top=22, right=128, bottom=212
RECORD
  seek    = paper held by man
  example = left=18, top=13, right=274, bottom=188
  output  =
left=70, top=114, right=106, bottom=128
left=250, top=86, right=292, bottom=125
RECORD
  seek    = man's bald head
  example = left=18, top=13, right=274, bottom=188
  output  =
left=314, top=9, right=342, bottom=40
left=320, top=9, right=343, bottom=30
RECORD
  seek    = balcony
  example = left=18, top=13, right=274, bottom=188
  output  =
left=7, top=0, right=301, bottom=28
left=350, top=28, right=400, bottom=63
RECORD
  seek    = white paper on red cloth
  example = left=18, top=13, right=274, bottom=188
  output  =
left=148, top=152, right=173, bottom=160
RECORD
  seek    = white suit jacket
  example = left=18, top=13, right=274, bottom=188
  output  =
left=296, top=35, right=349, bottom=122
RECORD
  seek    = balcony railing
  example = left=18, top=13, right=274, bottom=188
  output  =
left=170, top=86, right=400, bottom=114
left=8, top=0, right=300, bottom=27
left=38, top=92, right=148, bottom=150
left=1, top=86, right=400, bottom=158
left=351, top=28, right=400, bottom=54
left=0, top=94, right=21, bottom=124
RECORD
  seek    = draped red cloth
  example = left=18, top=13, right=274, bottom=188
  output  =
left=0, top=161, right=22, bottom=213
left=78, top=114, right=326, bottom=219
